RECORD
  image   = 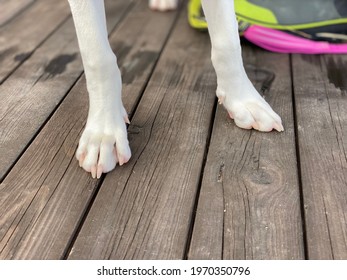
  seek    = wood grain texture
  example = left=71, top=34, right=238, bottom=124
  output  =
left=292, top=54, right=347, bottom=259
left=0, top=77, right=96, bottom=259
left=0, top=0, right=70, bottom=83
left=0, top=0, right=34, bottom=26
left=188, top=46, right=305, bottom=260
left=0, top=0, right=132, bottom=180
left=0, top=0, right=179, bottom=259
left=68, top=10, right=216, bottom=260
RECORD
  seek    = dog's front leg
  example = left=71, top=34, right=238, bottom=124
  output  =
left=201, top=0, right=283, bottom=132
left=68, top=0, right=131, bottom=178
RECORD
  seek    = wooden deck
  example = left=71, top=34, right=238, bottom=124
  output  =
left=1, top=0, right=346, bottom=260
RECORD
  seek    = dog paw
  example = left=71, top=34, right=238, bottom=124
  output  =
left=149, top=0, right=178, bottom=11
left=76, top=112, right=131, bottom=179
left=218, top=83, right=284, bottom=132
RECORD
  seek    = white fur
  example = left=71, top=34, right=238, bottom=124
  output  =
left=67, top=0, right=283, bottom=178
left=149, top=0, right=178, bottom=11
left=201, top=0, right=283, bottom=131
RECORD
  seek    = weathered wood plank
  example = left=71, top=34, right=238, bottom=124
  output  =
left=188, top=46, right=305, bottom=259
left=0, top=0, right=133, bottom=180
left=0, top=0, right=34, bottom=26
left=0, top=0, right=179, bottom=259
left=68, top=10, right=216, bottom=260
left=0, top=77, right=92, bottom=260
left=292, top=54, right=347, bottom=259
left=0, top=0, right=71, bottom=83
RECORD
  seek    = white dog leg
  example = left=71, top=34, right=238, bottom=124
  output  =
left=201, top=0, right=283, bottom=132
left=68, top=0, right=131, bottom=178
left=149, top=0, right=178, bottom=11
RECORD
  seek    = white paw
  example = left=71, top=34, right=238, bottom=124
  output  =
left=149, top=0, right=178, bottom=11
left=76, top=108, right=131, bottom=179
left=218, top=81, right=284, bottom=132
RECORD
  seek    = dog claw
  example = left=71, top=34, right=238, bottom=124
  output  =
left=252, top=122, right=260, bottom=130
left=274, top=122, right=284, bottom=132
left=78, top=152, right=86, bottom=167
left=117, top=151, right=129, bottom=166
left=91, top=165, right=97, bottom=179
left=118, top=156, right=125, bottom=166
left=97, top=165, right=103, bottom=179
left=124, top=115, right=130, bottom=124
